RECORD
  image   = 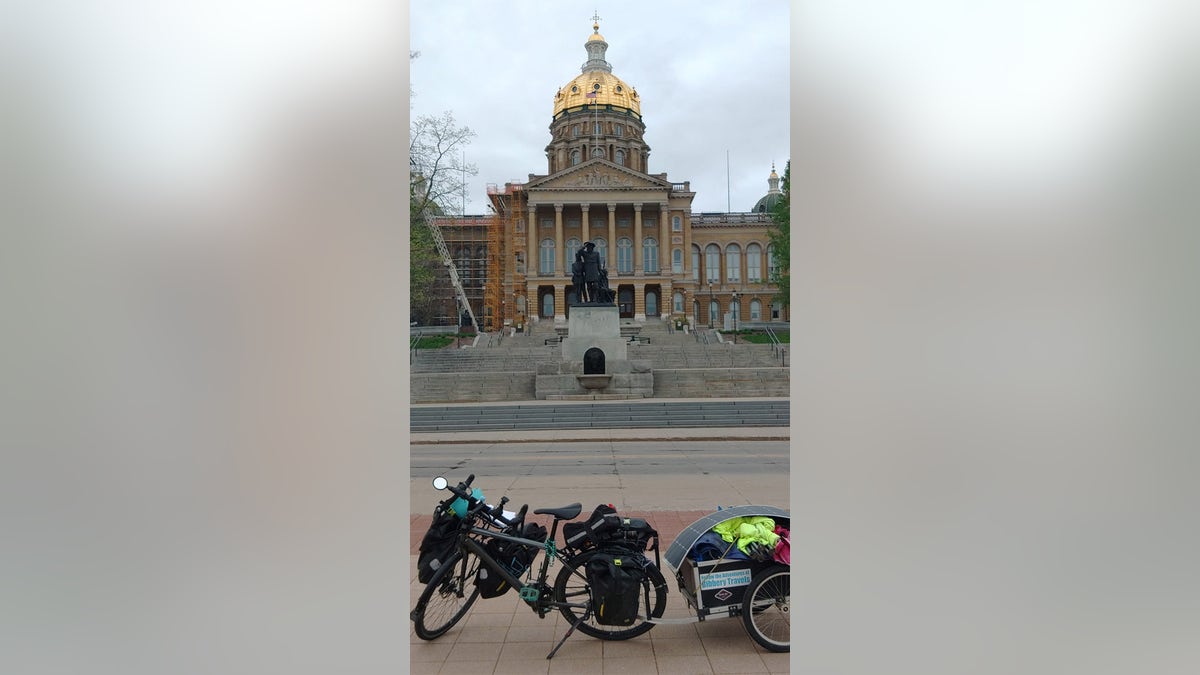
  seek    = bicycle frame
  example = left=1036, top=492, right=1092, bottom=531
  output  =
left=454, top=520, right=585, bottom=609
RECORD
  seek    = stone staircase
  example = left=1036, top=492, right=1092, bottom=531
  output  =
left=409, top=317, right=790, bottom=402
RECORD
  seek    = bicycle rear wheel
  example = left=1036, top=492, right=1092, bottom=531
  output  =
left=553, top=548, right=667, bottom=640
left=412, top=550, right=481, bottom=640
left=742, top=564, right=789, bottom=652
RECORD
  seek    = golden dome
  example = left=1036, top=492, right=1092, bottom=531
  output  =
left=587, top=31, right=605, bottom=42
left=553, top=72, right=641, bottom=118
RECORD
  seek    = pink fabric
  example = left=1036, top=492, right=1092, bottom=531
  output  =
left=773, top=525, right=790, bottom=564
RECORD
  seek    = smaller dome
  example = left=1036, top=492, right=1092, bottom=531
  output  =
left=588, top=22, right=604, bottom=41
left=754, top=193, right=783, bottom=214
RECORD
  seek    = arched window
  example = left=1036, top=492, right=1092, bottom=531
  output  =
left=566, top=238, right=581, bottom=257
left=767, top=244, right=778, bottom=280
left=708, top=299, right=720, bottom=327
left=747, top=243, right=762, bottom=282
left=570, top=150, right=580, bottom=166
left=617, top=237, right=633, bottom=274
left=750, top=299, right=762, bottom=321
left=726, top=244, right=741, bottom=283
left=592, top=147, right=605, bottom=158
left=673, top=292, right=685, bottom=313
left=672, top=248, right=684, bottom=274
left=705, top=244, right=721, bottom=283
left=615, top=149, right=625, bottom=166
left=643, top=237, right=659, bottom=273
left=691, top=245, right=701, bottom=280
left=593, top=237, right=608, bottom=267
left=539, top=239, right=555, bottom=276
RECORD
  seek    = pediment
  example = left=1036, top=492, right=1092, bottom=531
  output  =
left=528, top=159, right=671, bottom=191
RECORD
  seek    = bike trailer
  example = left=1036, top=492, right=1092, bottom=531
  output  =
left=663, top=505, right=790, bottom=619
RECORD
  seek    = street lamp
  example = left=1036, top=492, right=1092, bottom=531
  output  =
left=731, top=290, right=739, bottom=343
left=707, top=282, right=714, bottom=329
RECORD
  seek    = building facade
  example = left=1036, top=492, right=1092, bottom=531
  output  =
left=428, top=20, right=787, bottom=331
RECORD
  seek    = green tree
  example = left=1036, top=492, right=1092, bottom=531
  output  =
left=767, top=160, right=790, bottom=307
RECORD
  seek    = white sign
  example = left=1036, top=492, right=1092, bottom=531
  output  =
left=700, top=568, right=752, bottom=590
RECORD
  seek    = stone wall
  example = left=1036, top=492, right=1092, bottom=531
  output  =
left=409, top=367, right=789, bottom=402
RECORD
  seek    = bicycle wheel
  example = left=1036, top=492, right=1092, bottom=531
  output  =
left=741, top=564, right=789, bottom=652
left=412, top=550, right=481, bottom=640
left=553, top=548, right=667, bottom=640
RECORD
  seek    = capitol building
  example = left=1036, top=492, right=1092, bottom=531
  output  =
left=428, top=19, right=787, bottom=332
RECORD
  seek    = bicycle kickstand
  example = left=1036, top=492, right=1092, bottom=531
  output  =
left=546, top=608, right=591, bottom=660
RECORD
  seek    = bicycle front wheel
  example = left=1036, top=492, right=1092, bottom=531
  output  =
left=412, top=550, right=481, bottom=640
left=553, top=548, right=667, bottom=640
left=742, top=564, right=789, bottom=652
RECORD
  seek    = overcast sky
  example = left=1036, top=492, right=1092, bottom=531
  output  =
left=410, top=0, right=790, bottom=215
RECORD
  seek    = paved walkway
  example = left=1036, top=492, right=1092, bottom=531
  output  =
left=409, top=424, right=792, bottom=673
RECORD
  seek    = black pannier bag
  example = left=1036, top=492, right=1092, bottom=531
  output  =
left=475, top=522, right=548, bottom=598
left=563, top=503, right=620, bottom=550
left=417, top=506, right=460, bottom=584
left=586, top=553, right=645, bottom=626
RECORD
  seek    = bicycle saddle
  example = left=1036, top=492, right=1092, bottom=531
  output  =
left=533, top=503, right=582, bottom=520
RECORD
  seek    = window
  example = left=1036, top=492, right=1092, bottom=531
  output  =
left=618, top=217, right=630, bottom=228
left=767, top=244, right=778, bottom=279
left=644, top=217, right=656, bottom=230
left=750, top=299, right=762, bottom=321
left=709, top=299, right=719, bottom=326
left=539, top=239, right=555, bottom=275
left=617, top=237, right=633, bottom=274
left=615, top=149, right=625, bottom=166
left=455, top=246, right=471, bottom=285
left=643, top=237, right=659, bottom=273
left=673, top=292, right=685, bottom=313
left=567, top=218, right=580, bottom=229
left=692, top=245, right=700, bottom=280
left=572, top=125, right=579, bottom=137
left=705, top=244, right=720, bottom=282
left=615, top=124, right=623, bottom=136
left=726, top=244, right=741, bottom=283
left=570, top=150, right=580, bottom=166
left=594, top=121, right=602, bottom=135
left=542, top=218, right=553, bottom=229
left=672, top=216, right=682, bottom=232
left=747, top=243, right=762, bottom=282
left=566, top=238, right=581, bottom=256
left=672, top=248, right=683, bottom=274
left=593, top=237, right=608, bottom=267
left=592, top=147, right=605, bottom=158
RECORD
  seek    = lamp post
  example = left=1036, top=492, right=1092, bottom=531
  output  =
left=707, top=282, right=714, bottom=329
left=731, top=290, right=739, bottom=343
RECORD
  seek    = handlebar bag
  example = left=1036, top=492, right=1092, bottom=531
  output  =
left=475, top=522, right=548, bottom=598
left=417, top=506, right=460, bottom=584
left=586, top=553, right=644, bottom=626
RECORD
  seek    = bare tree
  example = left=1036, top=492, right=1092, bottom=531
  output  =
left=409, top=111, right=477, bottom=219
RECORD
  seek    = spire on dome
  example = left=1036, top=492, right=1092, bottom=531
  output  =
left=582, top=11, right=612, bottom=73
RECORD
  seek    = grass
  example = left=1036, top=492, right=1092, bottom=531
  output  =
left=413, top=336, right=454, bottom=349
left=725, top=330, right=789, bottom=344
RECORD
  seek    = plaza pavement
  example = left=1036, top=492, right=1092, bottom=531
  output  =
left=408, top=421, right=793, bottom=674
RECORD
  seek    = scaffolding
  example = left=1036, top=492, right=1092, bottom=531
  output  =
left=486, top=181, right=526, bottom=327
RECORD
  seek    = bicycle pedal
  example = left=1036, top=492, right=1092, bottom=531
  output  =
left=519, top=586, right=540, bottom=602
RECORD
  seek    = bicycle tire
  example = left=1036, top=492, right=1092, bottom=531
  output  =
left=553, top=547, right=667, bottom=640
left=741, top=564, right=789, bottom=652
left=412, top=550, right=481, bottom=640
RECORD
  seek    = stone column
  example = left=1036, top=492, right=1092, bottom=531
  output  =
left=581, top=203, right=590, bottom=243
left=633, top=203, right=643, bottom=275
left=606, top=203, right=617, bottom=272
left=660, top=203, right=670, bottom=276
left=526, top=205, right=536, bottom=277
left=554, top=203, right=564, bottom=277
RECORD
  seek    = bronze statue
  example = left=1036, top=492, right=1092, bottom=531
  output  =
left=575, top=242, right=613, bottom=305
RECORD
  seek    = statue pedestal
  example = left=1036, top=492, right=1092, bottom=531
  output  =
left=534, top=303, right=653, bottom=399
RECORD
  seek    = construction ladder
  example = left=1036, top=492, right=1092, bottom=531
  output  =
left=425, top=219, right=480, bottom=332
